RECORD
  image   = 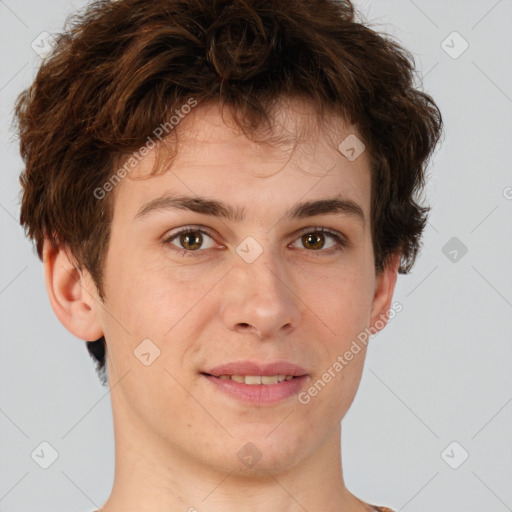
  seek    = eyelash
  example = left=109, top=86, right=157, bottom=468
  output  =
left=162, top=225, right=348, bottom=257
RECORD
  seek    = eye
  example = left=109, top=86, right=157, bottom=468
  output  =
left=291, top=228, right=347, bottom=252
left=163, top=225, right=347, bottom=257
left=163, top=227, right=218, bottom=256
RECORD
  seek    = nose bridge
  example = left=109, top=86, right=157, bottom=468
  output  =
left=221, top=236, right=301, bottom=338
left=236, top=240, right=288, bottom=301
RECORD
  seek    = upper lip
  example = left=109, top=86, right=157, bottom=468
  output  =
left=203, top=361, right=308, bottom=377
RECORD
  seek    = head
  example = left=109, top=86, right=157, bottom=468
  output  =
left=14, top=0, right=442, bottom=476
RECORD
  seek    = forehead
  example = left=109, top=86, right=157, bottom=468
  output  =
left=112, top=100, right=371, bottom=223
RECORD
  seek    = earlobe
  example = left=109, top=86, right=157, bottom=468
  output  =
left=42, top=239, right=104, bottom=341
left=369, top=252, right=401, bottom=333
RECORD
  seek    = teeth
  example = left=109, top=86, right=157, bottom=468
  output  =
left=216, top=374, right=296, bottom=384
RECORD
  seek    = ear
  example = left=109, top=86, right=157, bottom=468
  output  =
left=369, top=252, right=401, bottom=333
left=42, top=238, right=104, bottom=341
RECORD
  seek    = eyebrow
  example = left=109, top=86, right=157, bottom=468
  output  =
left=135, top=194, right=365, bottom=225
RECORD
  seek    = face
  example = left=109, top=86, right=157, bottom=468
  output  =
left=74, top=100, right=398, bottom=474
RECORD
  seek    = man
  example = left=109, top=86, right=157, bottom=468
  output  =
left=14, top=0, right=442, bottom=510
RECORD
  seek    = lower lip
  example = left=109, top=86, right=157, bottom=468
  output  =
left=203, top=374, right=308, bottom=404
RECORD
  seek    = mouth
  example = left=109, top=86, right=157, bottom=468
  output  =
left=203, top=360, right=308, bottom=379
left=200, top=361, right=309, bottom=404
left=201, top=373, right=300, bottom=384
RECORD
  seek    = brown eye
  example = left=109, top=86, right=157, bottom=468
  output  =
left=302, top=233, right=326, bottom=250
left=165, top=228, right=217, bottom=254
left=292, top=229, right=344, bottom=251
left=179, top=231, right=203, bottom=250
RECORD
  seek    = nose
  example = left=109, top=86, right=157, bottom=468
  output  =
left=220, top=245, right=302, bottom=340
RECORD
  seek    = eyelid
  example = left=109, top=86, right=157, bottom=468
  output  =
left=293, top=226, right=348, bottom=244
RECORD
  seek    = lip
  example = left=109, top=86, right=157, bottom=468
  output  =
left=201, top=360, right=309, bottom=405
left=203, top=360, right=308, bottom=377
left=203, top=374, right=309, bottom=404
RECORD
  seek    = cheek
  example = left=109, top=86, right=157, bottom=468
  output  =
left=300, top=262, right=375, bottom=344
left=101, top=254, right=220, bottom=370
left=304, top=338, right=368, bottom=428
left=100, top=257, right=211, bottom=420
left=103, top=246, right=193, bottom=330
left=294, top=263, right=374, bottom=415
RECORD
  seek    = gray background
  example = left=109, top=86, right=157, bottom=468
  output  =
left=1, top=0, right=511, bottom=511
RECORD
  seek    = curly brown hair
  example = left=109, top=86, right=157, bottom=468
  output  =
left=13, top=0, right=443, bottom=384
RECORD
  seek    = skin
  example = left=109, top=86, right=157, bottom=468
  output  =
left=43, top=99, right=400, bottom=512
